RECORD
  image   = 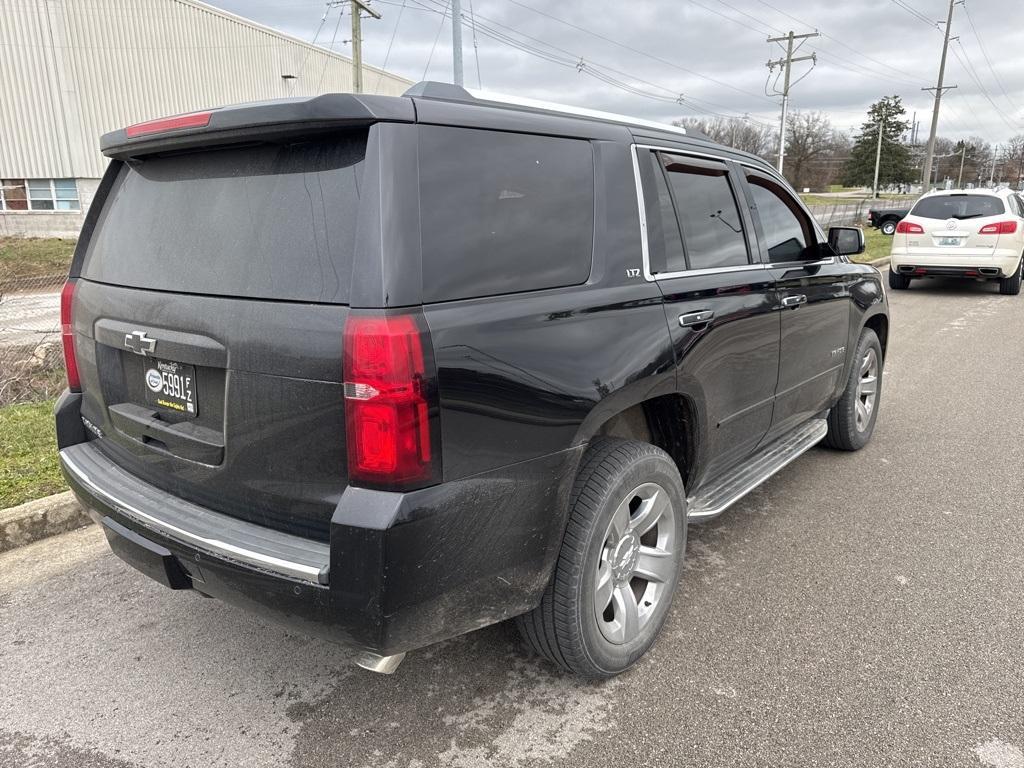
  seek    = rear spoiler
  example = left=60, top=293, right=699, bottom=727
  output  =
left=101, top=93, right=415, bottom=159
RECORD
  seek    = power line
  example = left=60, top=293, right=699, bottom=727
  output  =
left=467, top=0, right=481, bottom=88
left=695, top=0, right=924, bottom=90
left=501, top=0, right=776, bottom=104
left=888, top=0, right=941, bottom=29
left=317, top=3, right=346, bottom=91
left=390, top=0, right=778, bottom=125
left=961, top=1, right=1020, bottom=115
left=747, top=0, right=933, bottom=83
left=949, top=42, right=1021, bottom=132
left=421, top=0, right=449, bottom=80
left=374, top=0, right=407, bottom=92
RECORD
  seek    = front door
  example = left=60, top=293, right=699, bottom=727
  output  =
left=742, top=169, right=852, bottom=440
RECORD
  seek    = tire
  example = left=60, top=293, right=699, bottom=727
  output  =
left=880, top=219, right=897, bottom=236
left=999, top=258, right=1022, bottom=296
left=888, top=269, right=911, bottom=290
left=516, top=438, right=687, bottom=678
left=824, top=328, right=883, bottom=451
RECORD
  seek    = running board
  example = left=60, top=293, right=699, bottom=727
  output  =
left=687, top=418, right=829, bottom=522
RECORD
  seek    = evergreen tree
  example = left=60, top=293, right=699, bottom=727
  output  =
left=841, top=96, right=915, bottom=189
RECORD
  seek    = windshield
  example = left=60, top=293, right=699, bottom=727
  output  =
left=910, top=194, right=1004, bottom=220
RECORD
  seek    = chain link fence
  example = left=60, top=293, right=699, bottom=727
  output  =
left=0, top=270, right=67, bottom=406
left=808, top=199, right=909, bottom=228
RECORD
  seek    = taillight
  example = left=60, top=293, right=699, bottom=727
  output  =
left=125, top=110, right=213, bottom=137
left=979, top=221, right=1018, bottom=235
left=343, top=313, right=440, bottom=489
left=60, top=280, right=80, bottom=392
left=896, top=221, right=924, bottom=234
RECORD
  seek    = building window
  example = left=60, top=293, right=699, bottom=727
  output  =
left=1, top=179, right=80, bottom=211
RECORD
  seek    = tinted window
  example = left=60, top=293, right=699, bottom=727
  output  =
left=662, top=156, right=749, bottom=271
left=911, top=194, right=1004, bottom=220
left=747, top=176, right=812, bottom=262
left=418, top=126, right=594, bottom=302
left=83, top=134, right=366, bottom=302
left=646, top=154, right=686, bottom=274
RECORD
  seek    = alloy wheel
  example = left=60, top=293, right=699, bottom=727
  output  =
left=594, top=482, right=677, bottom=645
left=854, top=347, right=879, bottom=432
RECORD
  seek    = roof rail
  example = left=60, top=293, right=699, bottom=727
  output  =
left=403, top=81, right=705, bottom=140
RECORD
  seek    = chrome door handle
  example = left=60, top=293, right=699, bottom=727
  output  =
left=679, top=310, right=714, bottom=328
left=781, top=294, right=807, bottom=308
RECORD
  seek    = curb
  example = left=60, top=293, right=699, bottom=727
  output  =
left=866, top=257, right=890, bottom=269
left=0, top=491, right=92, bottom=553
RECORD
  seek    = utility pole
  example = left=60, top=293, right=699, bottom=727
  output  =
left=989, top=145, right=998, bottom=186
left=451, top=0, right=464, bottom=85
left=921, top=0, right=960, bottom=190
left=872, top=118, right=885, bottom=198
left=350, top=0, right=381, bottom=94
left=957, top=142, right=967, bottom=188
left=766, top=31, right=819, bottom=174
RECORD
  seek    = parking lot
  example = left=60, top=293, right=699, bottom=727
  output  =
left=2, top=276, right=1022, bottom=768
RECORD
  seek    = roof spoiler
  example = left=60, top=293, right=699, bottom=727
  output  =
left=101, top=93, right=415, bottom=160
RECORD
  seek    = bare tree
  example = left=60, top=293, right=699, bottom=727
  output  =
left=1000, top=134, right=1024, bottom=187
left=784, top=111, right=847, bottom=191
left=674, top=117, right=777, bottom=160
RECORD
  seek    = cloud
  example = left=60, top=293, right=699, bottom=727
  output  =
left=209, top=0, right=1024, bottom=141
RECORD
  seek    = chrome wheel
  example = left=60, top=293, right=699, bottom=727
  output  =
left=594, top=482, right=677, bottom=645
left=854, top=347, right=879, bottom=432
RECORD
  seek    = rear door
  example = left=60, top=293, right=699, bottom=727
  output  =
left=637, top=148, right=780, bottom=481
left=743, top=169, right=852, bottom=440
left=71, top=132, right=372, bottom=541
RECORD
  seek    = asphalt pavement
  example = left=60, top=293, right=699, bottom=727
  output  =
left=2, top=275, right=1023, bottom=768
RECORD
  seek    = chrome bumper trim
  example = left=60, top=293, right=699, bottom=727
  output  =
left=60, top=445, right=330, bottom=585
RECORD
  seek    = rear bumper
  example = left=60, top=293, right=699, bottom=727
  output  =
left=57, top=393, right=581, bottom=656
left=890, top=247, right=1021, bottom=276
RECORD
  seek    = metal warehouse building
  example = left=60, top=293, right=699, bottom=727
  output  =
left=0, top=0, right=411, bottom=238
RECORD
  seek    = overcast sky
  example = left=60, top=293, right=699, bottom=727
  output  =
left=210, top=0, right=1023, bottom=144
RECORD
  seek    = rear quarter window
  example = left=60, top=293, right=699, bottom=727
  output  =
left=417, top=126, right=595, bottom=303
left=911, top=194, right=1005, bottom=220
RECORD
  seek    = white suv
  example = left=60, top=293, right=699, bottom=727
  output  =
left=888, top=187, right=1024, bottom=295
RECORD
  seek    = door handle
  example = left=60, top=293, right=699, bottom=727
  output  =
left=679, top=310, right=714, bottom=328
left=781, top=294, right=807, bottom=308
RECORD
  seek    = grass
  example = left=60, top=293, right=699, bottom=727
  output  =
left=850, top=226, right=892, bottom=264
left=0, top=237, right=76, bottom=281
left=800, top=193, right=915, bottom=206
left=0, top=399, right=65, bottom=509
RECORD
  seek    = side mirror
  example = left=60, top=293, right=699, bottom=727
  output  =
left=828, top=226, right=865, bottom=256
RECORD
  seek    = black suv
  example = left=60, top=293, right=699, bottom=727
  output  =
left=56, top=83, right=889, bottom=678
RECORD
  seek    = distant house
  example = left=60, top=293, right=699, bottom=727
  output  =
left=0, top=0, right=411, bottom=238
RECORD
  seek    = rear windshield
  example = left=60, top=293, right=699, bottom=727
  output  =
left=910, top=194, right=1004, bottom=220
left=82, top=133, right=366, bottom=303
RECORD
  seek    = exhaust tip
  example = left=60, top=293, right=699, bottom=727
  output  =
left=979, top=267, right=1000, bottom=276
left=898, top=265, right=915, bottom=274
left=354, top=651, right=406, bottom=675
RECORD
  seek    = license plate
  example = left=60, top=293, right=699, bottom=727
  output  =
left=144, top=359, right=198, bottom=417
left=938, top=236, right=961, bottom=246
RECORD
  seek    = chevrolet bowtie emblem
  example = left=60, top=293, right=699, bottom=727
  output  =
left=124, top=330, right=157, bottom=356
